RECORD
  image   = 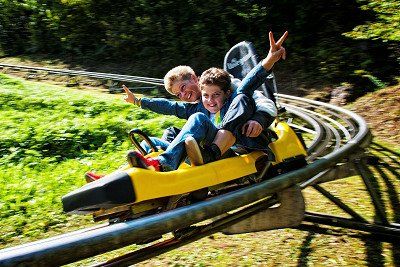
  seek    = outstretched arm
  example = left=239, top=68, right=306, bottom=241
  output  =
left=236, top=31, right=288, bottom=96
left=122, top=84, right=200, bottom=120
left=229, top=31, right=286, bottom=137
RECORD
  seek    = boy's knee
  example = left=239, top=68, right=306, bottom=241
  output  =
left=188, top=112, right=208, bottom=123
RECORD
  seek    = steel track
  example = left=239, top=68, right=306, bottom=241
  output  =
left=0, top=64, right=398, bottom=266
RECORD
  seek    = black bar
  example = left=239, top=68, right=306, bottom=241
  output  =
left=371, top=142, right=400, bottom=158
left=95, top=197, right=279, bottom=267
left=303, top=212, right=400, bottom=238
left=312, top=184, right=368, bottom=223
left=354, top=159, right=390, bottom=225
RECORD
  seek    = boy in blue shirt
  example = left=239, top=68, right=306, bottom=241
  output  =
left=126, top=31, right=288, bottom=171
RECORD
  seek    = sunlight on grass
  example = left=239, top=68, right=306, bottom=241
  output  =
left=0, top=73, right=184, bottom=248
left=0, top=73, right=398, bottom=266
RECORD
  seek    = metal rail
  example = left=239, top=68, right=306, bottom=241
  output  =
left=0, top=63, right=164, bottom=85
left=0, top=65, right=397, bottom=266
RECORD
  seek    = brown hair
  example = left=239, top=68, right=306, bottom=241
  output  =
left=199, top=67, right=231, bottom=93
left=163, top=66, right=195, bottom=95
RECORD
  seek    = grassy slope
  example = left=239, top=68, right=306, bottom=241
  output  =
left=0, top=74, right=399, bottom=266
left=348, top=85, right=400, bottom=146
left=0, top=73, right=184, bottom=247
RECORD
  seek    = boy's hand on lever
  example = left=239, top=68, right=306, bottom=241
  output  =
left=242, top=120, right=263, bottom=138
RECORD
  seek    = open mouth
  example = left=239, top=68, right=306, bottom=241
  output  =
left=207, top=104, right=218, bottom=111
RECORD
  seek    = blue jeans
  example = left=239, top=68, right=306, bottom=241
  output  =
left=156, top=112, right=218, bottom=170
left=141, top=137, right=170, bottom=154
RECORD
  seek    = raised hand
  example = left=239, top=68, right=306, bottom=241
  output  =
left=262, top=31, right=289, bottom=71
left=122, top=84, right=137, bottom=104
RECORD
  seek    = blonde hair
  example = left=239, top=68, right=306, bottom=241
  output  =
left=164, top=66, right=195, bottom=95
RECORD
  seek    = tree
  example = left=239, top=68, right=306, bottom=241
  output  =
left=344, top=0, right=400, bottom=42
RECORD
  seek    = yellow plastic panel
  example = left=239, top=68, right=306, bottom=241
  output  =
left=269, top=122, right=307, bottom=163
left=126, top=151, right=265, bottom=202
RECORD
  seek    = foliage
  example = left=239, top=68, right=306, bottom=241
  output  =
left=0, top=74, right=184, bottom=245
left=343, top=0, right=400, bottom=85
left=344, top=0, right=400, bottom=42
left=0, top=0, right=399, bottom=90
left=0, top=75, right=399, bottom=266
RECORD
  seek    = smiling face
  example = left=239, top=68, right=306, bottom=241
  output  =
left=201, top=84, right=230, bottom=113
left=199, top=67, right=232, bottom=113
left=170, top=75, right=202, bottom=103
left=164, top=66, right=202, bottom=103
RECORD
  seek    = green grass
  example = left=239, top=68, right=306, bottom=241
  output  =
left=0, top=73, right=184, bottom=246
left=0, top=73, right=399, bottom=266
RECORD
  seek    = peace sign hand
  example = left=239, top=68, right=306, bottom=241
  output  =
left=262, top=31, right=289, bottom=71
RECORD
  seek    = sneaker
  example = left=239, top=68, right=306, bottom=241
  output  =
left=85, top=172, right=105, bottom=183
left=127, top=151, right=161, bottom=171
left=185, top=137, right=220, bottom=166
left=185, top=136, right=204, bottom=166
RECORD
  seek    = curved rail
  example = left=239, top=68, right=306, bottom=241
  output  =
left=0, top=65, right=377, bottom=266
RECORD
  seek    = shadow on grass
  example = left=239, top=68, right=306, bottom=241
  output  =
left=296, top=142, right=399, bottom=266
left=361, top=164, right=386, bottom=267
left=369, top=143, right=400, bottom=267
left=296, top=231, right=315, bottom=267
